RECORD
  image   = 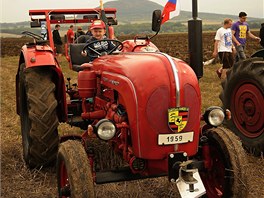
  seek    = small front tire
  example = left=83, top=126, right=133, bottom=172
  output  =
left=201, top=127, right=248, bottom=197
left=57, top=140, right=95, bottom=198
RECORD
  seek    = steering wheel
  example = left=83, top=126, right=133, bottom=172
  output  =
left=82, top=39, right=123, bottom=58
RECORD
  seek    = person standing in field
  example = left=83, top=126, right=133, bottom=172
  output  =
left=52, top=24, right=63, bottom=57
left=232, top=12, right=261, bottom=61
left=86, top=25, right=92, bottom=36
left=67, top=25, right=75, bottom=44
left=74, top=26, right=85, bottom=40
left=213, top=18, right=234, bottom=80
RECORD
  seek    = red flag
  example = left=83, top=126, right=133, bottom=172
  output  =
left=161, top=0, right=181, bottom=24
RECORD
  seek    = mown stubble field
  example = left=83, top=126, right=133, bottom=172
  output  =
left=1, top=32, right=264, bottom=197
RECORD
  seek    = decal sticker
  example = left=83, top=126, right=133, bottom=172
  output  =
left=168, top=107, right=189, bottom=132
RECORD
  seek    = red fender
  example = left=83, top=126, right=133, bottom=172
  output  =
left=16, top=44, right=67, bottom=122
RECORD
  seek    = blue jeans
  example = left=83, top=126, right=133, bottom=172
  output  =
left=235, top=45, right=246, bottom=62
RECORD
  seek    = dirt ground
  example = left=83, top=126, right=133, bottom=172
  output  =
left=1, top=32, right=264, bottom=197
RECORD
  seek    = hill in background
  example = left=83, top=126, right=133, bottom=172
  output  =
left=104, top=0, right=162, bottom=23
left=1, top=0, right=262, bottom=36
left=104, top=0, right=259, bottom=24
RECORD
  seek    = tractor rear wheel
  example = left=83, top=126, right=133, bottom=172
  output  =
left=19, top=64, right=59, bottom=168
left=57, top=140, right=95, bottom=198
left=220, top=58, right=264, bottom=155
left=201, top=127, right=248, bottom=198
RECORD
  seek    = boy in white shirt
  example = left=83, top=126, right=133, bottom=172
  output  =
left=213, top=18, right=234, bottom=79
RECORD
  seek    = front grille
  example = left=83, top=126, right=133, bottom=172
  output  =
left=146, top=86, right=171, bottom=134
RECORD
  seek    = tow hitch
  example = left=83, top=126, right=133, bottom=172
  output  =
left=168, top=152, right=206, bottom=197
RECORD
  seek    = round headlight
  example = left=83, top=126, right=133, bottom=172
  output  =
left=96, top=119, right=116, bottom=140
left=208, top=109, right=225, bottom=126
left=204, top=107, right=225, bottom=127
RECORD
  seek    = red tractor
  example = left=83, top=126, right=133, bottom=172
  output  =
left=16, top=5, right=248, bottom=198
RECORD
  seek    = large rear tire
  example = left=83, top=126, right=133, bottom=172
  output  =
left=220, top=58, right=264, bottom=155
left=201, top=127, right=248, bottom=198
left=57, top=140, right=95, bottom=198
left=19, top=64, right=59, bottom=168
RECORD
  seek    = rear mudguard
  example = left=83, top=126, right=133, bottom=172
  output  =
left=16, top=44, right=67, bottom=122
left=251, top=49, right=264, bottom=58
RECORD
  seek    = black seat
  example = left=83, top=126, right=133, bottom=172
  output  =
left=75, top=35, right=91, bottom=43
left=69, top=43, right=90, bottom=72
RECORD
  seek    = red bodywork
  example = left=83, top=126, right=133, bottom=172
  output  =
left=78, top=51, right=201, bottom=175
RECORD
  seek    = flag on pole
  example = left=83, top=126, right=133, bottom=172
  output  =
left=99, top=0, right=109, bottom=36
left=161, top=0, right=181, bottom=24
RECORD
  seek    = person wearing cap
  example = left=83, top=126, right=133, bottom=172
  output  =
left=232, top=12, right=261, bottom=61
left=74, top=26, right=85, bottom=40
left=81, top=20, right=115, bottom=61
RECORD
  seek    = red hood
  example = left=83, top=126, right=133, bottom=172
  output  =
left=93, top=52, right=201, bottom=159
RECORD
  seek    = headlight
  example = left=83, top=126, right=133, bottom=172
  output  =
left=203, top=106, right=225, bottom=127
left=95, top=119, right=116, bottom=140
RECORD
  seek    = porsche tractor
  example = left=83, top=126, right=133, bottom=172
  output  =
left=16, top=2, right=249, bottom=198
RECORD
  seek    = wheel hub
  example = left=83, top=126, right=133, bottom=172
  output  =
left=60, top=162, right=71, bottom=198
left=201, top=145, right=225, bottom=197
left=243, top=99, right=255, bottom=116
left=233, top=83, right=264, bottom=138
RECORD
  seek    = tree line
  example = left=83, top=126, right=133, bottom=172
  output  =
left=1, top=21, right=262, bottom=37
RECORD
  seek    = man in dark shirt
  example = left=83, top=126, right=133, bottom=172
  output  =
left=81, top=20, right=115, bottom=61
left=52, top=24, right=63, bottom=56
left=74, top=26, right=85, bottom=40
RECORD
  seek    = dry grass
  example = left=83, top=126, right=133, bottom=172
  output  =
left=1, top=55, right=263, bottom=198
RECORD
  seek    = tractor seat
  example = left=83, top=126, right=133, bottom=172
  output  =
left=69, top=43, right=90, bottom=72
left=74, top=35, right=91, bottom=44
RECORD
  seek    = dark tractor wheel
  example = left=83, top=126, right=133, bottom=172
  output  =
left=57, top=140, right=95, bottom=198
left=201, top=127, right=248, bottom=198
left=220, top=58, right=264, bottom=155
left=19, top=64, right=59, bottom=168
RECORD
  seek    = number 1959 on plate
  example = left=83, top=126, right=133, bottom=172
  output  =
left=158, top=132, right=194, bottom=145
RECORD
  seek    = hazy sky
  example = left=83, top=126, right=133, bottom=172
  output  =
left=1, top=0, right=264, bottom=23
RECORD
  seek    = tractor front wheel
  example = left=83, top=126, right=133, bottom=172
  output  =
left=57, top=140, right=95, bottom=198
left=19, top=65, right=59, bottom=168
left=201, top=127, right=248, bottom=198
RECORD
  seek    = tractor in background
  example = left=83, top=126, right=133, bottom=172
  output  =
left=220, top=49, right=264, bottom=156
left=16, top=3, right=249, bottom=198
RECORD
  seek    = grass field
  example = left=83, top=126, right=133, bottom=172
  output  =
left=1, top=53, right=263, bottom=197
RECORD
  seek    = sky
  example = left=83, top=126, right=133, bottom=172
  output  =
left=1, top=0, right=264, bottom=23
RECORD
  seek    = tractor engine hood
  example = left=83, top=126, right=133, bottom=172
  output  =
left=93, top=52, right=201, bottom=159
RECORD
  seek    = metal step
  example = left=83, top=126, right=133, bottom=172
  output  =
left=95, top=167, right=167, bottom=184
